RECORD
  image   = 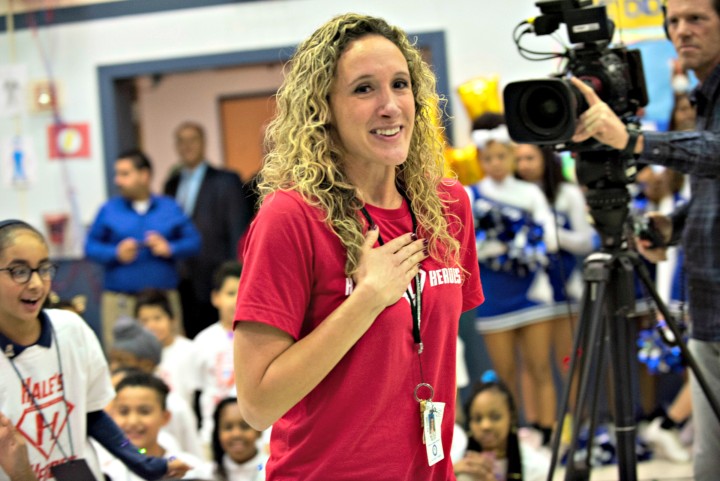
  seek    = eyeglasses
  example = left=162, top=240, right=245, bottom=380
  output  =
left=0, top=263, right=58, bottom=284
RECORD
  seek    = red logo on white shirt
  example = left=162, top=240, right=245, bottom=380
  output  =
left=16, top=397, right=75, bottom=459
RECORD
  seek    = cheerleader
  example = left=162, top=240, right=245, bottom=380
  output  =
left=467, top=127, right=558, bottom=444
left=515, top=144, right=595, bottom=436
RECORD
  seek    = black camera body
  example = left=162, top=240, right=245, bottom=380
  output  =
left=503, top=0, right=651, bottom=248
left=503, top=0, right=648, bottom=150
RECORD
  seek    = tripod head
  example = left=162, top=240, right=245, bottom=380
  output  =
left=575, top=149, right=636, bottom=251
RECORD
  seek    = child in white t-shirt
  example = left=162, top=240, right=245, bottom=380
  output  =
left=109, top=319, right=204, bottom=459
left=192, top=261, right=242, bottom=446
left=194, top=397, right=267, bottom=481
left=0, top=219, right=187, bottom=481
left=99, top=371, right=204, bottom=480
left=135, top=288, right=197, bottom=408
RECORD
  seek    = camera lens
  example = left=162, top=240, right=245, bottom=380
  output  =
left=504, top=78, right=579, bottom=144
left=521, top=84, right=569, bottom=135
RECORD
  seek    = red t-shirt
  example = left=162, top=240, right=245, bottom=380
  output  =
left=235, top=180, right=483, bottom=481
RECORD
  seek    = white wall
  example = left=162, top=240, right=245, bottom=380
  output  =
left=0, top=0, right=553, bottom=255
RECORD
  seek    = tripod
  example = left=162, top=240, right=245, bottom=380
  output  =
left=544, top=158, right=720, bottom=481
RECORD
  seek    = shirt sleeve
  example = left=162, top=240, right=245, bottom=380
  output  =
left=444, top=180, right=484, bottom=312
left=557, top=183, right=595, bottom=255
left=234, top=191, right=315, bottom=339
left=77, top=314, right=115, bottom=412
left=641, top=130, right=720, bottom=177
left=84, top=205, right=119, bottom=264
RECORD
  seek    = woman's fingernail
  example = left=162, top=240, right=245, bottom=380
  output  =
left=410, top=233, right=418, bottom=240
left=371, top=224, right=378, bottom=231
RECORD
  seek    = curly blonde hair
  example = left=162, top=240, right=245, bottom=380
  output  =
left=258, top=13, right=460, bottom=276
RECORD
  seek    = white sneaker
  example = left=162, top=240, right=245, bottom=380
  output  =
left=644, top=417, right=691, bottom=463
left=679, top=418, right=694, bottom=447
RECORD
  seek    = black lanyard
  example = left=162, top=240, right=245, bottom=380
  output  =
left=6, top=321, right=75, bottom=460
left=359, top=191, right=423, bottom=352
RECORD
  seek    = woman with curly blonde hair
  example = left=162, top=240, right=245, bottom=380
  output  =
left=233, top=13, right=483, bottom=480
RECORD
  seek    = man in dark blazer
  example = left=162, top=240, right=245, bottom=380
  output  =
left=164, top=121, right=251, bottom=338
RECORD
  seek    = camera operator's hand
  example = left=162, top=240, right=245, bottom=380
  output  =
left=570, top=77, right=639, bottom=151
left=635, top=212, right=672, bottom=263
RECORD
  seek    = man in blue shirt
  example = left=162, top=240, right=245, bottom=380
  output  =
left=86, top=149, right=201, bottom=349
left=569, top=0, right=720, bottom=478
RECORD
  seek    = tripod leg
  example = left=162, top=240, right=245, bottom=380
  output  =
left=547, top=277, right=593, bottom=481
left=565, top=273, right=610, bottom=481
left=585, top=331, right=609, bottom=469
left=606, top=255, right=639, bottom=481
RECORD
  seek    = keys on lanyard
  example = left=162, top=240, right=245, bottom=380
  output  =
left=415, top=382, right=445, bottom=465
left=420, top=399, right=428, bottom=444
left=415, top=383, right=434, bottom=445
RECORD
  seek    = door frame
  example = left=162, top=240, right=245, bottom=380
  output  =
left=98, top=32, right=451, bottom=197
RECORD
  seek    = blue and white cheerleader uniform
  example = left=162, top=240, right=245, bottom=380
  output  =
left=466, top=176, right=558, bottom=333
left=545, top=182, right=595, bottom=317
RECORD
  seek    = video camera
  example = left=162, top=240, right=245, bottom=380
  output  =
left=502, top=0, right=652, bottom=247
left=503, top=0, right=648, bottom=151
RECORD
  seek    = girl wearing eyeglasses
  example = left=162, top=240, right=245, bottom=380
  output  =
left=0, top=220, right=190, bottom=481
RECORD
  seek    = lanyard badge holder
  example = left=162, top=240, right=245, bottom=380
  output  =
left=411, top=281, right=445, bottom=467
left=50, top=460, right=97, bottom=481
left=7, top=323, right=96, bottom=481
left=361, top=194, right=445, bottom=466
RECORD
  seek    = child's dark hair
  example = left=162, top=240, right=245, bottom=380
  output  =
left=515, top=145, right=566, bottom=205
left=111, top=365, right=145, bottom=380
left=0, top=219, right=45, bottom=253
left=211, top=397, right=259, bottom=481
left=134, top=288, right=174, bottom=319
left=464, top=377, right=523, bottom=481
left=115, top=371, right=170, bottom=411
left=538, top=147, right=565, bottom=205
left=212, top=260, right=242, bottom=291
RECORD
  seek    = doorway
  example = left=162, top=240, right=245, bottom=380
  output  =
left=98, top=32, right=451, bottom=197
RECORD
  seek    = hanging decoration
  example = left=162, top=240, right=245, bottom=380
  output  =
left=457, top=75, right=503, bottom=122
left=1, top=135, right=37, bottom=187
left=444, top=143, right=482, bottom=186
left=47, top=122, right=91, bottom=159
left=0, top=64, right=28, bottom=118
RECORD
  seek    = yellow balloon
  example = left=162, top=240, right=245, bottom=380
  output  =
left=457, top=75, right=503, bottom=122
left=445, top=144, right=483, bottom=186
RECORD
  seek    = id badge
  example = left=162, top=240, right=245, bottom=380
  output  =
left=50, top=459, right=97, bottom=481
left=422, top=401, right=445, bottom=466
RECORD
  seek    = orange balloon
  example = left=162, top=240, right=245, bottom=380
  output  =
left=457, top=75, right=503, bottom=122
